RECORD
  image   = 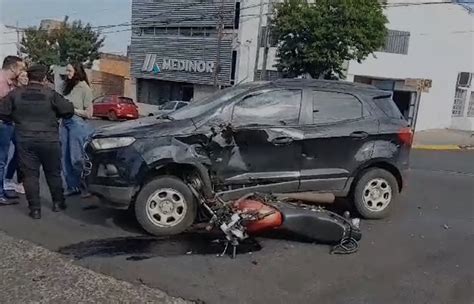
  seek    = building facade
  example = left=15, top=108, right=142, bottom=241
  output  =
left=130, top=0, right=238, bottom=105
left=0, top=23, right=23, bottom=64
left=237, top=0, right=474, bottom=131
left=130, top=0, right=474, bottom=131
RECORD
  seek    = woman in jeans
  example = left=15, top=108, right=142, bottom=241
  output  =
left=4, top=71, right=29, bottom=195
left=61, top=63, right=94, bottom=197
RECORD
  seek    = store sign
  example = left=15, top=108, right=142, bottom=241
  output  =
left=141, top=54, right=214, bottom=74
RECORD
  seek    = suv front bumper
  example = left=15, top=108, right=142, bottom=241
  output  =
left=85, top=143, right=146, bottom=209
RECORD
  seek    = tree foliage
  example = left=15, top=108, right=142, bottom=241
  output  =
left=21, top=17, right=104, bottom=68
left=272, top=0, right=388, bottom=79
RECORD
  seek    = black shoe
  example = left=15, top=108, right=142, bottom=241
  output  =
left=29, top=210, right=41, bottom=219
left=52, top=202, right=67, bottom=212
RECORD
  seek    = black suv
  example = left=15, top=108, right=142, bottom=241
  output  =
left=86, top=79, right=411, bottom=236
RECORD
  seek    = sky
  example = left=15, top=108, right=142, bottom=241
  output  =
left=0, top=0, right=132, bottom=54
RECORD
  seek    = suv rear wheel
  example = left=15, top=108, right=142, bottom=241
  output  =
left=353, top=168, right=399, bottom=219
left=135, top=176, right=197, bottom=236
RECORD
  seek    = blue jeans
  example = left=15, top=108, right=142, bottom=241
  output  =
left=0, top=123, right=14, bottom=198
left=6, top=133, right=21, bottom=182
left=60, top=116, right=94, bottom=191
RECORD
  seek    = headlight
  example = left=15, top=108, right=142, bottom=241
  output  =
left=91, top=137, right=136, bottom=150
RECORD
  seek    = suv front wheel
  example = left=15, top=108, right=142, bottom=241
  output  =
left=353, top=168, right=399, bottom=219
left=135, top=176, right=197, bottom=236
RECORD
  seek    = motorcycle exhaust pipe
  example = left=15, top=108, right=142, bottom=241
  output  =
left=274, top=192, right=335, bottom=205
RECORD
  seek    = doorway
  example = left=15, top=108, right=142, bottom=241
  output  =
left=392, top=91, right=412, bottom=120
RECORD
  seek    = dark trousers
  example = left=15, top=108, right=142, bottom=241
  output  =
left=17, top=140, right=64, bottom=211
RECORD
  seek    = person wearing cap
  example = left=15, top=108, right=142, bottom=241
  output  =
left=0, top=64, right=75, bottom=219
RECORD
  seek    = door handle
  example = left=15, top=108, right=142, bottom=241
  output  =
left=272, top=137, right=293, bottom=146
left=350, top=131, right=369, bottom=139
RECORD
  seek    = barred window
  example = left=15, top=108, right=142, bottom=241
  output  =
left=382, top=30, right=410, bottom=55
left=452, top=88, right=467, bottom=117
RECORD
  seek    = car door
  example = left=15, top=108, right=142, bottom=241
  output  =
left=299, top=90, right=378, bottom=193
left=92, top=96, right=104, bottom=117
left=101, top=96, right=115, bottom=115
left=211, top=88, right=304, bottom=195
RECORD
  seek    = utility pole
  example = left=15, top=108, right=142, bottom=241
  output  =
left=260, top=0, right=273, bottom=80
left=214, top=0, right=225, bottom=88
left=253, top=0, right=265, bottom=81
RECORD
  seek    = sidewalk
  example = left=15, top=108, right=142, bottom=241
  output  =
left=413, top=129, right=474, bottom=150
left=0, top=231, right=189, bottom=304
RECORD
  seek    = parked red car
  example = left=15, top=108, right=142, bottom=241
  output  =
left=92, top=95, right=139, bottom=120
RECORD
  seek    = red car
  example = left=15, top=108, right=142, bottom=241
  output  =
left=92, top=95, right=139, bottom=120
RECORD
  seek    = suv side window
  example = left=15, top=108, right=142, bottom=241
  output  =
left=312, top=91, right=363, bottom=124
left=232, top=89, right=302, bottom=126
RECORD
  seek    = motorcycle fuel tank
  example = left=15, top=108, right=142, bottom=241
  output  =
left=233, top=199, right=283, bottom=234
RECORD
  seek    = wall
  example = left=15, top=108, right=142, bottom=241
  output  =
left=130, top=0, right=236, bottom=86
left=96, top=53, right=136, bottom=100
left=194, top=84, right=216, bottom=101
left=0, top=24, right=21, bottom=64
left=347, top=1, right=474, bottom=131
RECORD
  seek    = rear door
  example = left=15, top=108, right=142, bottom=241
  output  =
left=211, top=88, right=304, bottom=193
left=92, top=96, right=105, bottom=117
left=299, top=90, right=378, bottom=192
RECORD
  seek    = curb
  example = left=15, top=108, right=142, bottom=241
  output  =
left=413, top=144, right=474, bottom=151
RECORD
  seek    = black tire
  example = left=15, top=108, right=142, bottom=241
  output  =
left=108, top=111, right=118, bottom=121
left=353, top=168, right=399, bottom=219
left=135, top=176, right=197, bottom=236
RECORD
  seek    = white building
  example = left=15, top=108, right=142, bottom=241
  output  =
left=0, top=23, right=22, bottom=64
left=235, top=0, right=474, bottom=131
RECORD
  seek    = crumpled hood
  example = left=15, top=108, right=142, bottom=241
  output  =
left=93, top=117, right=197, bottom=138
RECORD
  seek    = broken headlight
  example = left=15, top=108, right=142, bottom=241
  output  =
left=91, top=137, right=136, bottom=150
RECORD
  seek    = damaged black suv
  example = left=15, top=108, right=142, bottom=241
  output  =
left=86, top=79, right=411, bottom=236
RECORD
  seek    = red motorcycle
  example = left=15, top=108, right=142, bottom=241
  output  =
left=190, top=185, right=362, bottom=258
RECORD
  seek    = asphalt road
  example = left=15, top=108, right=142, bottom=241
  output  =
left=0, top=120, right=472, bottom=303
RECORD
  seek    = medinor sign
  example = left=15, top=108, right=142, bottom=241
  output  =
left=141, top=54, right=214, bottom=74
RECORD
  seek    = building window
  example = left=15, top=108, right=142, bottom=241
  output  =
left=139, top=26, right=217, bottom=38
left=452, top=89, right=467, bottom=117
left=256, top=70, right=282, bottom=81
left=467, top=92, right=474, bottom=117
left=452, top=72, right=473, bottom=117
left=260, top=26, right=278, bottom=47
left=381, top=29, right=410, bottom=55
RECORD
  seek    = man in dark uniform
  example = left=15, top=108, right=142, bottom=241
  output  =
left=0, top=65, right=75, bottom=219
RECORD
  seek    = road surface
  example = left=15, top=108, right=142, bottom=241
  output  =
left=0, top=119, right=472, bottom=303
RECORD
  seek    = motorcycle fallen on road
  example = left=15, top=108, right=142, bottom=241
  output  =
left=189, top=184, right=362, bottom=258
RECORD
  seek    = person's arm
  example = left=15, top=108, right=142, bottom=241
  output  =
left=52, top=91, right=75, bottom=119
left=0, top=92, right=14, bottom=122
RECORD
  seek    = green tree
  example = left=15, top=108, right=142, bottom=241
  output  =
left=21, top=17, right=104, bottom=68
left=272, top=0, right=388, bottom=79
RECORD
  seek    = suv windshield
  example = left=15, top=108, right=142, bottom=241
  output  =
left=170, top=82, right=264, bottom=120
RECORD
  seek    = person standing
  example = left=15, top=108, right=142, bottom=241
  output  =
left=61, top=63, right=94, bottom=197
left=0, top=55, right=25, bottom=205
left=0, top=65, right=75, bottom=219
left=4, top=70, right=28, bottom=196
